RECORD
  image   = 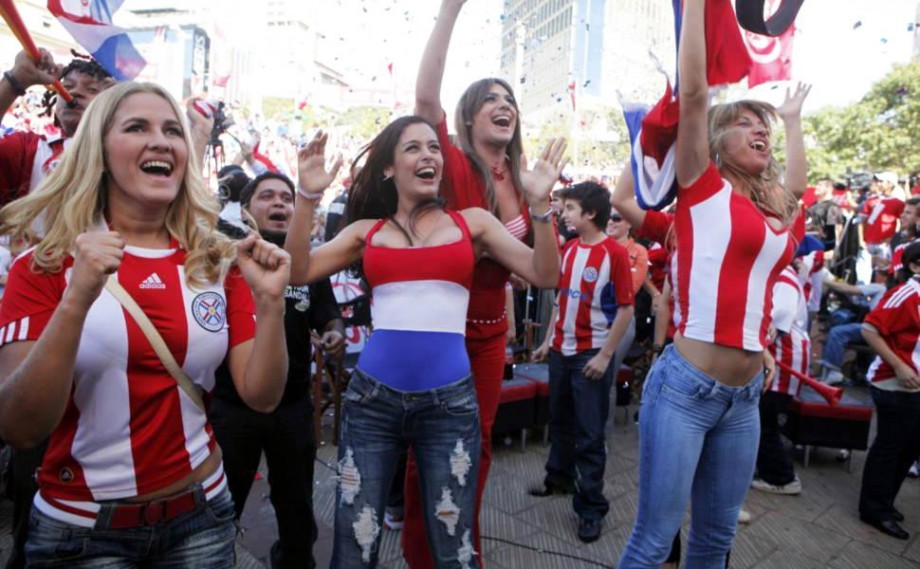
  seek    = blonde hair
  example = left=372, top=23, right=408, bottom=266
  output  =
left=0, top=81, right=235, bottom=286
left=708, top=100, right=799, bottom=225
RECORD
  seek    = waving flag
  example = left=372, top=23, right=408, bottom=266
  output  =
left=622, top=0, right=752, bottom=210
left=745, top=24, right=796, bottom=88
left=47, top=0, right=145, bottom=80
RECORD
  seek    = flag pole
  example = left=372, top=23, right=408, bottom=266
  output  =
left=0, top=0, right=73, bottom=103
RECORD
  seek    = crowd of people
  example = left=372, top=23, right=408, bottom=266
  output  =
left=0, top=0, right=919, bottom=568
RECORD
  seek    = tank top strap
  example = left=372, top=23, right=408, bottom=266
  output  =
left=364, top=218, right=389, bottom=245
left=446, top=209, right=473, bottom=244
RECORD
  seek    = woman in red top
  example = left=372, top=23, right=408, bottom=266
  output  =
left=617, top=0, right=810, bottom=566
left=406, top=1, right=539, bottom=565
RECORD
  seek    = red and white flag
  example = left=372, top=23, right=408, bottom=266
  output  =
left=744, top=0, right=796, bottom=88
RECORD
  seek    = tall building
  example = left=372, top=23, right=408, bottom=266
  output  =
left=500, top=0, right=673, bottom=117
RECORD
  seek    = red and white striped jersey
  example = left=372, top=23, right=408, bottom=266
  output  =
left=0, top=244, right=256, bottom=510
left=769, top=266, right=810, bottom=395
left=673, top=163, right=795, bottom=351
left=864, top=278, right=920, bottom=392
left=890, top=238, right=919, bottom=275
left=800, top=250, right=825, bottom=313
left=551, top=237, right=634, bottom=356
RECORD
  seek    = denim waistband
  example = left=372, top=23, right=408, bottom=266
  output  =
left=659, top=345, right=763, bottom=401
left=351, top=367, right=475, bottom=405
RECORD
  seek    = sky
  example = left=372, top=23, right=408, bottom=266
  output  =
left=113, top=0, right=919, bottom=115
left=309, top=0, right=919, bottom=114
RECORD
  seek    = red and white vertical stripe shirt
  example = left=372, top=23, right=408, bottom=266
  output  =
left=551, top=237, right=634, bottom=356
left=0, top=244, right=256, bottom=522
left=673, top=163, right=795, bottom=351
left=769, top=267, right=810, bottom=395
left=864, top=278, right=920, bottom=392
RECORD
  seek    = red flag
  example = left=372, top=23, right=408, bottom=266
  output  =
left=568, top=81, right=576, bottom=111
left=704, top=0, right=752, bottom=86
left=745, top=22, right=795, bottom=87
left=214, top=74, right=230, bottom=87
left=387, top=62, right=393, bottom=76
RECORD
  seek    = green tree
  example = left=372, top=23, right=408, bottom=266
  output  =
left=334, top=106, right=394, bottom=142
left=804, top=59, right=920, bottom=181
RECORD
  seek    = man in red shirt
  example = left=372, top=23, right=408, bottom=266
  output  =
left=858, top=176, right=905, bottom=283
left=0, top=49, right=115, bottom=206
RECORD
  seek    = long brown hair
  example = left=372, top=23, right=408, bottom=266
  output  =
left=454, top=78, right=524, bottom=217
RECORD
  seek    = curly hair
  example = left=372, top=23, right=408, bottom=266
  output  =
left=40, top=52, right=112, bottom=123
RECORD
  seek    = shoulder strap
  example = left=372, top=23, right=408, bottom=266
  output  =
left=364, top=218, right=388, bottom=244
left=104, top=275, right=206, bottom=411
left=446, top=209, right=473, bottom=242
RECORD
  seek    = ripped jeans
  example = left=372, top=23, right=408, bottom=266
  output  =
left=332, top=369, right=481, bottom=568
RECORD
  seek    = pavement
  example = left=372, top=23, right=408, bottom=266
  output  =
left=3, top=384, right=920, bottom=568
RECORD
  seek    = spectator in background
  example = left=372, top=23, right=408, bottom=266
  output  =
left=211, top=171, right=345, bottom=568
left=530, top=181, right=634, bottom=543
left=0, top=50, right=114, bottom=206
left=808, top=178, right=844, bottom=251
left=859, top=241, right=920, bottom=540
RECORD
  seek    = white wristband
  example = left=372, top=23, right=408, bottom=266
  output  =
left=296, top=185, right=324, bottom=201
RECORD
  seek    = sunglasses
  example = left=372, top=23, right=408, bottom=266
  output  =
left=610, top=215, right=623, bottom=222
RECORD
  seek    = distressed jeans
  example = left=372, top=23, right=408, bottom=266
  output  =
left=332, top=369, right=481, bottom=569
left=619, top=346, right=763, bottom=568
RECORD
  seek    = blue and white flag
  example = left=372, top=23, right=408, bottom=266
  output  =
left=48, top=0, right=145, bottom=81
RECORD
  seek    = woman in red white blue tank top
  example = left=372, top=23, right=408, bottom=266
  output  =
left=619, top=1, right=812, bottom=566
left=283, top=118, right=566, bottom=568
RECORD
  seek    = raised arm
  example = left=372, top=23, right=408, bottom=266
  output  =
left=776, top=82, right=812, bottom=199
left=675, top=0, right=710, bottom=188
left=415, top=0, right=467, bottom=125
left=611, top=166, right=647, bottom=231
left=0, top=49, right=63, bottom=120
left=467, top=138, right=567, bottom=288
left=284, top=131, right=366, bottom=285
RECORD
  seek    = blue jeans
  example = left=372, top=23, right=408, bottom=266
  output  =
left=821, top=322, right=865, bottom=370
left=619, top=345, right=763, bottom=569
left=25, top=486, right=236, bottom=568
left=545, top=348, right=612, bottom=520
left=332, top=369, right=481, bottom=568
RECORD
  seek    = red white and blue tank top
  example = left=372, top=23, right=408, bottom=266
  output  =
left=357, top=210, right=476, bottom=391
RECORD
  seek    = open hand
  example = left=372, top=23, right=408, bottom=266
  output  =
left=776, top=82, right=812, bottom=122
left=236, top=234, right=291, bottom=301
left=297, top=130, right=344, bottom=197
left=520, top=138, right=568, bottom=208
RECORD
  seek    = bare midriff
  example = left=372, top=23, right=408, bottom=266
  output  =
left=674, top=333, right=763, bottom=388
left=127, top=447, right=222, bottom=503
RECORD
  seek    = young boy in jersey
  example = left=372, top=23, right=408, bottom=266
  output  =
left=531, top=181, right=634, bottom=543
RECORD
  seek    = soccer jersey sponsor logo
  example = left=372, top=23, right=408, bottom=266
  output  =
left=139, top=272, right=166, bottom=289
left=191, top=291, right=226, bottom=332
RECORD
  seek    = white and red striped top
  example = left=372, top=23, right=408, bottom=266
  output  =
left=769, top=267, right=810, bottom=395
left=0, top=244, right=256, bottom=507
left=673, top=163, right=795, bottom=352
left=551, top=237, right=634, bottom=356
left=864, top=278, right=920, bottom=392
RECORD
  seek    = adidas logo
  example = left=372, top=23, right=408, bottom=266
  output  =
left=140, top=273, right=166, bottom=290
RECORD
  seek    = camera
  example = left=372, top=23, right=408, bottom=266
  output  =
left=845, top=172, right=872, bottom=192
left=192, top=99, right=234, bottom=146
